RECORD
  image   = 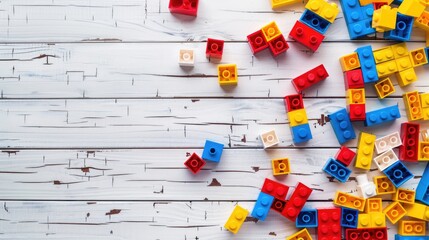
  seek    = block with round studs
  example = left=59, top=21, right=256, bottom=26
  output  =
left=260, top=130, right=280, bottom=149
left=224, top=205, right=249, bottom=234
left=272, top=158, right=291, bottom=176
left=184, top=152, right=206, bottom=174
left=374, top=77, right=395, bottom=99
left=217, top=64, right=238, bottom=86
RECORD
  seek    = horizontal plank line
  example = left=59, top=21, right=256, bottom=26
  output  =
left=0, top=96, right=404, bottom=100
left=0, top=199, right=394, bottom=203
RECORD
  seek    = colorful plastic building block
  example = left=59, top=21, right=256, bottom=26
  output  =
left=344, top=69, right=364, bottom=89
left=168, top=0, right=199, bottom=16
left=317, top=208, right=341, bottom=240
left=421, top=93, right=429, bottom=108
left=333, top=191, right=365, bottom=211
left=224, top=205, right=249, bottom=234
left=346, top=88, right=365, bottom=105
left=398, top=0, right=425, bottom=17
left=328, top=108, right=356, bottom=145
left=383, top=161, right=414, bottom=187
left=384, top=202, right=407, bottom=224
left=399, top=122, right=420, bottom=162
left=260, top=130, right=280, bottom=149
left=374, top=149, right=399, bottom=171
left=300, top=9, right=331, bottom=34
left=206, top=38, right=224, bottom=59
left=272, top=158, right=291, bottom=176
left=416, top=163, right=429, bottom=205
left=339, top=0, right=371, bottom=24
left=355, top=45, right=378, bottom=83
left=403, top=202, right=429, bottom=221
left=376, top=60, right=398, bottom=78
left=218, top=64, right=238, bottom=86
left=396, top=67, right=417, bottom=87
left=410, top=48, right=428, bottom=67
left=184, top=152, right=206, bottom=174
left=296, top=209, right=318, bottom=228
left=403, top=91, right=423, bottom=121
left=393, top=188, right=415, bottom=204
left=291, top=123, right=313, bottom=144
left=247, top=30, right=269, bottom=54
left=340, top=53, right=361, bottom=72
left=286, top=228, right=313, bottom=240
left=261, top=22, right=282, bottom=42
left=289, top=20, right=325, bottom=52
left=375, top=132, right=402, bottom=154
left=284, top=94, right=304, bottom=112
left=271, top=0, right=301, bottom=9
left=373, top=46, right=395, bottom=64
left=372, top=5, right=397, bottom=32
left=357, top=212, right=386, bottom=228
left=396, top=55, right=413, bottom=72
left=347, top=19, right=377, bottom=40
left=374, top=77, right=395, bottom=99
left=271, top=198, right=286, bottom=212
left=398, top=220, right=426, bottom=236
left=261, top=178, right=289, bottom=200
left=292, top=64, right=329, bottom=92
left=251, top=192, right=274, bottom=221
left=364, top=104, right=401, bottom=127
left=287, top=109, right=308, bottom=127
left=341, top=207, right=359, bottom=228
left=282, top=182, right=312, bottom=221
left=356, top=174, right=377, bottom=199
left=365, top=198, right=382, bottom=213
left=268, top=34, right=289, bottom=57
left=374, top=175, right=396, bottom=195
left=415, top=11, right=429, bottom=32
left=346, top=228, right=387, bottom=240
left=355, top=132, right=376, bottom=170
left=323, top=158, right=352, bottom=183
left=384, top=13, right=414, bottom=41
left=202, top=140, right=224, bottom=162
left=335, top=146, right=356, bottom=166
left=349, top=104, right=366, bottom=121
left=391, top=42, right=409, bottom=58
left=179, top=49, right=194, bottom=67
left=305, top=0, right=339, bottom=23
left=419, top=142, right=429, bottom=160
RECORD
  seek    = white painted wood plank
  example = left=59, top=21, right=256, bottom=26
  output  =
left=0, top=150, right=424, bottom=200
left=0, top=42, right=428, bottom=99
left=0, top=0, right=425, bottom=42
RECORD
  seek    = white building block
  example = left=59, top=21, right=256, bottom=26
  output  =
left=179, top=49, right=195, bottom=67
left=356, top=174, right=377, bottom=199
left=374, top=132, right=402, bottom=154
left=373, top=149, right=399, bottom=171
left=260, top=130, right=279, bottom=149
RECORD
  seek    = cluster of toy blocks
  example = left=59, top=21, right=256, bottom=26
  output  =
left=247, top=21, right=289, bottom=57
left=284, top=94, right=313, bottom=144
left=184, top=140, right=224, bottom=174
left=399, top=122, right=429, bottom=162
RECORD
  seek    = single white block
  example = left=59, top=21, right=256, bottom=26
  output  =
left=179, top=49, right=195, bottom=67
left=260, top=130, right=279, bottom=149
left=356, top=174, right=377, bottom=199
left=374, top=132, right=402, bottom=154
left=373, top=149, right=399, bottom=171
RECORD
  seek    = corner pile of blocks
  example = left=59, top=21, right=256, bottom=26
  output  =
left=170, top=0, right=429, bottom=239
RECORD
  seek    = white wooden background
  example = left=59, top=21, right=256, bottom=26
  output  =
left=0, top=0, right=428, bottom=239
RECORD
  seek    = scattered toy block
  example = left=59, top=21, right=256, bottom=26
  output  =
left=184, top=152, right=206, bottom=174
left=323, top=158, right=352, bottom=182
left=335, top=146, right=356, bottom=166
left=399, top=122, right=420, bottom=162
left=356, top=174, right=377, bottom=199
left=317, top=208, right=341, bottom=240
left=340, top=52, right=361, bottom=72
left=224, top=205, right=249, bottom=234
left=333, top=191, right=365, bottom=211
left=341, top=207, right=359, bottom=228
left=260, top=130, right=280, bottom=149
left=398, top=0, right=425, bottom=17
left=291, top=123, right=313, bottom=144
left=179, top=49, right=195, bottom=67
left=268, top=34, right=289, bottom=57
left=374, top=149, right=399, bottom=171
left=300, top=9, right=331, bottom=34
left=206, top=38, right=224, bottom=59
left=247, top=30, right=269, bottom=54
left=396, top=67, right=417, bottom=87
left=289, top=20, right=325, bottom=52
left=383, top=202, right=407, bottom=224
left=305, top=0, right=339, bottom=23
left=419, top=142, right=429, bottom=160
left=374, top=175, right=397, bottom=195
left=218, top=64, right=238, bottom=86
left=284, top=94, right=304, bottom=112
left=251, top=192, right=274, bottom=221
left=328, top=108, right=356, bottom=145
left=261, top=21, right=282, bottom=42
left=373, top=46, right=395, bottom=64
left=364, top=104, right=401, bottom=127
left=286, top=228, right=313, bottom=240
left=287, top=109, right=309, bottom=127
left=355, top=45, right=378, bottom=83
left=292, top=64, right=329, bottom=92
left=296, top=209, right=318, bottom=228
left=282, top=182, right=312, bottom=221
left=384, top=13, right=414, bottom=41
left=355, top=132, right=376, bottom=170
left=271, top=0, right=301, bottom=9
left=272, top=158, right=291, bottom=176
left=365, top=198, right=383, bottom=213
left=202, top=140, right=224, bottom=162
left=168, top=0, right=199, bottom=16
left=372, top=5, right=397, bottom=32
left=398, top=220, right=426, bottom=236
left=403, top=91, right=423, bottom=121
left=374, top=77, right=395, bottom=99
left=344, top=69, right=364, bottom=89
left=403, top=202, right=429, bottom=221
left=393, top=188, right=415, bottom=204
left=375, top=131, right=402, bottom=154
left=383, top=161, right=414, bottom=187
left=410, top=48, right=428, bottom=67
left=261, top=178, right=290, bottom=200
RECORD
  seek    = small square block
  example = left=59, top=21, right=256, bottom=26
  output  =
left=179, top=49, right=195, bottom=67
left=206, top=38, right=224, bottom=59
left=290, top=124, right=312, bottom=144
left=272, top=158, right=291, bottom=175
left=341, top=207, right=359, bottom=228
left=296, top=209, right=318, bottom=228
left=217, top=64, right=238, bottom=86
left=184, top=153, right=206, bottom=174
left=335, top=146, right=356, bottom=166
left=268, top=34, right=289, bottom=57
left=260, top=130, right=280, bottom=148
left=284, top=94, right=304, bottom=112
left=247, top=29, right=269, bottom=54
left=202, top=140, right=224, bottom=162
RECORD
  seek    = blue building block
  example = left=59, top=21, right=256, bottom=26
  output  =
left=323, top=158, right=352, bottom=183
left=296, top=209, right=318, bottom=228
left=290, top=123, right=312, bottom=144
left=395, top=234, right=429, bottom=240
left=328, top=108, right=356, bottom=145
left=364, top=104, right=401, bottom=127
left=339, top=0, right=366, bottom=24
left=384, top=13, right=414, bottom=42
left=347, top=19, right=376, bottom=40
left=383, top=161, right=414, bottom=188
left=251, top=192, right=274, bottom=221
left=416, top=162, right=429, bottom=205
left=360, top=3, right=374, bottom=19
left=300, top=9, right=331, bottom=34
left=355, top=45, right=378, bottom=83
left=202, top=140, right=224, bottom=162
left=341, top=207, right=358, bottom=228
left=425, top=47, right=429, bottom=64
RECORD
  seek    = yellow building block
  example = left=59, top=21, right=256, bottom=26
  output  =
left=383, top=202, right=407, bottom=224
left=376, top=60, right=398, bottom=78
left=395, top=55, right=413, bottom=72
left=358, top=212, right=386, bottom=228
left=373, top=46, right=395, bottom=64
left=272, top=158, right=290, bottom=175
left=420, top=0, right=429, bottom=6
left=286, top=228, right=312, bottom=240
left=420, top=93, right=429, bottom=108
left=305, top=0, right=339, bottom=23
left=334, top=191, right=365, bottom=211
left=261, top=21, right=281, bottom=42
left=218, top=64, right=238, bottom=86
left=423, top=108, right=429, bottom=120
left=393, top=188, right=416, bottom=204
left=346, top=88, right=365, bottom=105
left=391, top=42, right=409, bottom=59
left=287, top=109, right=308, bottom=127
left=365, top=198, right=383, bottom=213
left=374, top=78, right=395, bottom=99
left=357, top=213, right=370, bottom=228
left=398, top=0, right=425, bottom=17
left=397, top=67, right=417, bottom=87
left=374, top=176, right=396, bottom=195
left=403, top=91, right=423, bottom=121
left=419, top=142, right=429, bottom=161
left=224, top=205, right=249, bottom=234
left=372, top=5, right=398, bottom=32
left=410, top=48, right=428, bottom=67
left=398, top=220, right=426, bottom=236
left=340, top=52, right=360, bottom=72
left=355, top=132, right=376, bottom=170
left=271, top=0, right=301, bottom=9
left=416, top=11, right=429, bottom=32
left=403, top=202, right=429, bottom=221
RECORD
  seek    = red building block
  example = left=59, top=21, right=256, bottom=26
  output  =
left=349, top=103, right=366, bottom=121
left=284, top=94, right=304, bottom=112
left=271, top=198, right=286, bottom=213
left=399, top=122, right=420, bottom=162
left=184, top=153, right=206, bottom=174
left=373, top=2, right=388, bottom=10
left=206, top=38, right=224, bottom=59
left=168, top=0, right=199, bottom=16
left=289, top=20, right=325, bottom=52
left=268, top=34, right=289, bottom=57
left=335, top=146, right=356, bottom=166
left=292, top=64, right=329, bottom=92
left=261, top=178, right=289, bottom=200
left=318, top=208, right=341, bottom=240
left=345, top=227, right=387, bottom=240
left=344, top=69, right=364, bottom=89
left=247, top=30, right=269, bottom=54
left=281, top=182, right=312, bottom=221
